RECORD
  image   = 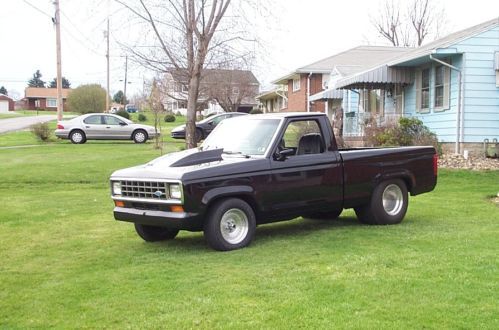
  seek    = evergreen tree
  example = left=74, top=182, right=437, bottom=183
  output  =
left=113, top=90, right=126, bottom=104
left=0, top=86, right=7, bottom=95
left=49, top=77, right=71, bottom=88
left=28, top=70, right=46, bottom=88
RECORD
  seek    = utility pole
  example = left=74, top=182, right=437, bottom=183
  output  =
left=54, top=0, right=63, bottom=121
left=123, top=55, right=128, bottom=105
left=106, top=18, right=110, bottom=112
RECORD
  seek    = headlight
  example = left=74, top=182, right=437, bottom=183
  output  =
left=169, top=184, right=182, bottom=199
left=112, top=181, right=122, bottom=195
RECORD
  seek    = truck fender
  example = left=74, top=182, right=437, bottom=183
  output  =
left=374, top=170, right=416, bottom=193
left=201, top=186, right=254, bottom=206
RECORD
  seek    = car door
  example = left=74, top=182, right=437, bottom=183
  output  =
left=103, top=115, right=129, bottom=139
left=268, top=118, right=343, bottom=217
left=82, top=115, right=104, bottom=138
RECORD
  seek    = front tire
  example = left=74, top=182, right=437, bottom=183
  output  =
left=70, top=130, right=86, bottom=144
left=133, top=130, right=148, bottom=143
left=134, top=224, right=179, bottom=242
left=204, top=198, right=256, bottom=251
left=355, top=179, right=408, bottom=225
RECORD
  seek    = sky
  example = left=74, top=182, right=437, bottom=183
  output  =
left=0, top=0, right=498, bottom=100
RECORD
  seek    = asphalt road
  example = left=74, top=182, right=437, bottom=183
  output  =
left=0, top=115, right=57, bottom=134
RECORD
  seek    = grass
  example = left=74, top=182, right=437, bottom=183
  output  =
left=0, top=124, right=498, bottom=328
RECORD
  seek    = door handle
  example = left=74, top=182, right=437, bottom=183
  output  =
left=106, top=126, right=111, bottom=128
left=85, top=126, right=90, bottom=128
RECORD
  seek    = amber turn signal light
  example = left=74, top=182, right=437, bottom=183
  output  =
left=170, top=205, right=184, bottom=213
left=115, top=201, right=125, bottom=207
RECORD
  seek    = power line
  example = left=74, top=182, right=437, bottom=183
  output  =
left=23, top=0, right=52, bottom=18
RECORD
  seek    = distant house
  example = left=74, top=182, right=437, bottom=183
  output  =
left=321, top=17, right=499, bottom=154
left=256, top=86, right=288, bottom=113
left=24, top=87, right=71, bottom=111
left=0, top=94, right=14, bottom=112
left=272, top=46, right=412, bottom=117
left=162, top=69, right=260, bottom=115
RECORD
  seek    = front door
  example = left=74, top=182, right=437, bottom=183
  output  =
left=268, top=118, right=343, bottom=218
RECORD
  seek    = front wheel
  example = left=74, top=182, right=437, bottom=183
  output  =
left=204, top=198, right=256, bottom=251
left=70, top=130, right=86, bottom=144
left=134, top=224, right=179, bottom=242
left=133, top=130, right=148, bottom=143
left=355, top=179, right=408, bottom=225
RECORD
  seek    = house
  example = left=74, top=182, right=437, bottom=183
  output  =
left=24, top=87, right=71, bottom=111
left=271, top=46, right=413, bottom=117
left=0, top=94, right=14, bottom=112
left=162, top=69, right=260, bottom=115
left=256, top=85, right=288, bottom=113
left=323, top=17, right=499, bottom=154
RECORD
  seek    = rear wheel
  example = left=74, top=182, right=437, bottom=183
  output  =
left=134, top=224, right=179, bottom=242
left=70, top=130, right=86, bottom=144
left=355, top=179, right=408, bottom=225
left=204, top=198, right=256, bottom=251
left=133, top=130, right=148, bottom=143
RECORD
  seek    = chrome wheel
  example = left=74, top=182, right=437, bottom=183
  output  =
left=220, top=208, right=249, bottom=245
left=382, top=184, right=404, bottom=216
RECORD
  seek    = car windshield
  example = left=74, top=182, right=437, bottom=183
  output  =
left=201, top=118, right=281, bottom=156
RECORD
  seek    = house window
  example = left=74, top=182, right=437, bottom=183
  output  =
left=47, top=98, right=57, bottom=108
left=232, top=87, right=239, bottom=95
left=393, top=85, right=404, bottom=114
left=359, top=90, right=384, bottom=115
left=434, top=63, right=450, bottom=111
left=421, top=68, right=430, bottom=111
left=292, top=78, right=300, bottom=92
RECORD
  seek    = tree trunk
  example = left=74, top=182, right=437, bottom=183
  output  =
left=186, top=73, right=201, bottom=149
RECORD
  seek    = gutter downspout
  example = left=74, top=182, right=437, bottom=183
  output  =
left=307, top=72, right=312, bottom=112
left=429, top=53, right=462, bottom=154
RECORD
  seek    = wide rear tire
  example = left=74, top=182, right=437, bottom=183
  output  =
left=355, top=179, right=408, bottom=225
left=204, top=198, right=256, bottom=251
left=134, top=224, right=179, bottom=242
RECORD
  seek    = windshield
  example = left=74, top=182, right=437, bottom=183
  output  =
left=201, top=118, right=281, bottom=156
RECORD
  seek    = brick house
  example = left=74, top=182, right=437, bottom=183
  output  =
left=24, top=87, right=71, bottom=111
left=272, top=46, right=412, bottom=114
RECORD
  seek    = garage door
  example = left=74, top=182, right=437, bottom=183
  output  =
left=0, top=100, right=9, bottom=112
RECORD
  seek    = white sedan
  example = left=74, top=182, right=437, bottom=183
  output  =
left=55, top=113, right=159, bottom=144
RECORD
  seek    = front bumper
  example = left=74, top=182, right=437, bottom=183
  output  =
left=113, top=206, right=202, bottom=231
left=170, top=131, right=186, bottom=139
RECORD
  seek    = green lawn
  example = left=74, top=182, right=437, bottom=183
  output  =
left=0, top=124, right=498, bottom=328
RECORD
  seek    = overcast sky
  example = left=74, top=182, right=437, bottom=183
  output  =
left=1, top=0, right=498, bottom=100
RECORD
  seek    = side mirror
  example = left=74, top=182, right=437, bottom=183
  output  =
left=119, top=122, right=127, bottom=126
left=273, top=148, right=295, bottom=161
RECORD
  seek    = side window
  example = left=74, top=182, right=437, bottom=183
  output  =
left=212, top=115, right=226, bottom=125
left=280, top=120, right=324, bottom=156
left=83, top=115, right=102, bottom=125
left=104, top=116, right=124, bottom=125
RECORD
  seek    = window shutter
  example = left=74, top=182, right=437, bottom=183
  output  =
left=415, top=70, right=422, bottom=113
left=443, top=66, right=451, bottom=110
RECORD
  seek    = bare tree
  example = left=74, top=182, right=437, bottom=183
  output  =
left=148, top=78, right=165, bottom=152
left=371, top=0, right=445, bottom=47
left=115, top=0, right=258, bottom=149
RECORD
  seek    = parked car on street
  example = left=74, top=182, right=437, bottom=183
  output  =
left=110, top=112, right=438, bottom=251
left=171, top=112, right=248, bottom=142
left=125, top=104, right=138, bottom=113
left=55, top=113, right=158, bottom=144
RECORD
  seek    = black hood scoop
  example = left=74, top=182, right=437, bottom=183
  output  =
left=170, top=148, right=223, bottom=167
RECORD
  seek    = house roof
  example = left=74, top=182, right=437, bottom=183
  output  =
left=272, top=46, right=413, bottom=84
left=25, top=87, right=71, bottom=99
left=169, top=68, right=259, bottom=85
left=0, top=93, right=13, bottom=101
left=388, top=17, right=499, bottom=66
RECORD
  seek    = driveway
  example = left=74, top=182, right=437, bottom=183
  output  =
left=0, top=115, right=57, bottom=134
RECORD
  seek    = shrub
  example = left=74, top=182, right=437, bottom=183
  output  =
left=30, top=122, right=51, bottom=141
left=249, top=108, right=263, bottom=114
left=138, top=113, right=147, bottom=122
left=116, top=109, right=130, bottom=119
left=164, top=114, right=176, bottom=122
left=364, top=116, right=440, bottom=154
left=66, top=84, right=107, bottom=114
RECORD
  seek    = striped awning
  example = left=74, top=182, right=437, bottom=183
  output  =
left=335, top=65, right=412, bottom=90
left=309, top=89, right=343, bottom=101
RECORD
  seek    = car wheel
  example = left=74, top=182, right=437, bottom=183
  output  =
left=195, top=129, right=203, bottom=143
left=133, top=130, right=148, bottom=143
left=204, top=198, right=256, bottom=251
left=134, top=224, right=179, bottom=242
left=355, top=179, right=408, bottom=225
left=304, top=209, right=342, bottom=220
left=70, top=130, right=86, bottom=144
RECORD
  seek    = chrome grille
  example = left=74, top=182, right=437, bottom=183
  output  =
left=120, top=180, right=169, bottom=200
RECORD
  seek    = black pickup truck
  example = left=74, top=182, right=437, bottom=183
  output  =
left=110, top=113, right=437, bottom=251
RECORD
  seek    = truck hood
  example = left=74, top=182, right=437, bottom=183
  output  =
left=110, top=148, right=270, bottom=182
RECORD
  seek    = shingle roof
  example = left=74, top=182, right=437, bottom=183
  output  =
left=169, top=69, right=259, bottom=85
left=25, top=87, right=71, bottom=99
left=273, top=46, right=413, bottom=84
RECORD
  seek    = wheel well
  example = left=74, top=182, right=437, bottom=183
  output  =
left=69, top=128, right=85, bottom=137
left=207, top=194, right=260, bottom=220
left=132, top=128, right=148, bottom=139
